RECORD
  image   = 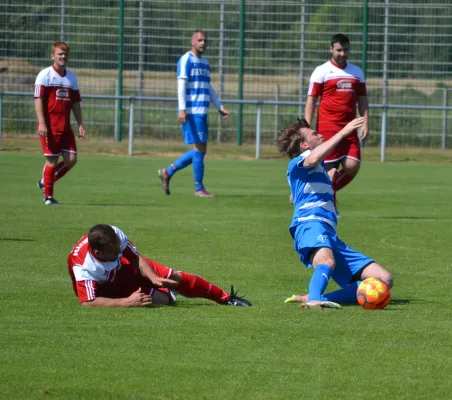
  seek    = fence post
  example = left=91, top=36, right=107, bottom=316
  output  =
left=255, top=102, right=262, bottom=159
left=274, top=84, right=280, bottom=142
left=128, top=98, right=135, bottom=156
left=442, top=88, right=448, bottom=150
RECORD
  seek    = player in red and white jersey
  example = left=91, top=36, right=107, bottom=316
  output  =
left=305, top=34, right=369, bottom=205
left=68, top=224, right=252, bottom=307
left=34, top=41, right=86, bottom=206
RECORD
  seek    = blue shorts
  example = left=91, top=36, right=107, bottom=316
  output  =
left=293, top=221, right=373, bottom=288
left=181, top=115, right=208, bottom=144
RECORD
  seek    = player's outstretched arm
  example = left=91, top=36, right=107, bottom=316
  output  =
left=304, top=117, right=365, bottom=168
left=81, top=288, right=153, bottom=308
left=304, top=96, right=318, bottom=126
left=136, top=255, right=179, bottom=288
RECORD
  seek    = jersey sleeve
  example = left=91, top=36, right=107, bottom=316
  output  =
left=307, top=67, right=325, bottom=97
left=72, top=263, right=99, bottom=303
left=356, top=67, right=367, bottom=96
left=34, top=70, right=48, bottom=98
left=177, top=53, right=190, bottom=80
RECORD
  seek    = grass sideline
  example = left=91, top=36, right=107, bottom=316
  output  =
left=0, top=150, right=451, bottom=399
left=2, top=136, right=452, bottom=162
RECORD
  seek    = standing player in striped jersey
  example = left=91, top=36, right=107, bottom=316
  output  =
left=68, top=224, right=251, bottom=307
left=158, top=29, right=229, bottom=198
left=277, top=117, right=392, bottom=309
left=34, top=41, right=85, bottom=205
left=304, top=34, right=369, bottom=209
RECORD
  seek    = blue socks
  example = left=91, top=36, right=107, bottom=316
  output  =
left=322, top=281, right=360, bottom=304
left=308, top=264, right=333, bottom=302
left=167, top=149, right=195, bottom=176
left=166, top=149, right=206, bottom=191
left=193, top=151, right=206, bottom=191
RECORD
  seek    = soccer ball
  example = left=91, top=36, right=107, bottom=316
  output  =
left=356, top=278, right=390, bottom=309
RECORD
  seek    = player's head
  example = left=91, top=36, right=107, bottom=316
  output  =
left=277, top=118, right=324, bottom=159
left=88, top=224, right=121, bottom=262
left=330, top=33, right=349, bottom=67
left=191, top=29, right=207, bottom=56
left=51, top=41, right=69, bottom=68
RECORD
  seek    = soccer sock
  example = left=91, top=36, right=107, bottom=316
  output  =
left=54, top=161, right=71, bottom=182
left=193, top=151, right=206, bottom=191
left=308, top=264, right=333, bottom=302
left=167, top=149, right=194, bottom=177
left=176, top=272, right=229, bottom=304
left=332, top=170, right=355, bottom=192
left=43, top=164, right=56, bottom=198
left=322, top=282, right=360, bottom=304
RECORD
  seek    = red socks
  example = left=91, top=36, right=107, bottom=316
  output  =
left=176, top=272, right=230, bottom=304
left=43, top=164, right=56, bottom=198
left=54, top=161, right=71, bottom=182
left=332, top=170, right=355, bottom=192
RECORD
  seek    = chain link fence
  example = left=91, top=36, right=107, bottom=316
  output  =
left=1, top=0, right=451, bottom=149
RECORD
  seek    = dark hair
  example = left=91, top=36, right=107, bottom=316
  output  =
left=330, top=33, right=349, bottom=47
left=277, top=118, right=310, bottom=159
left=88, top=224, right=118, bottom=251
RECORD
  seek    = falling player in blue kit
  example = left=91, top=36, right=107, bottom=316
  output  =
left=158, top=29, right=229, bottom=198
left=277, top=117, right=393, bottom=308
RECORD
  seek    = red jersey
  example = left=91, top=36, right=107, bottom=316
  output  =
left=34, top=65, right=81, bottom=133
left=67, top=226, right=139, bottom=303
left=308, top=60, right=367, bottom=133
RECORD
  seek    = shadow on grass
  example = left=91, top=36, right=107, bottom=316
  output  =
left=81, top=203, right=154, bottom=207
left=0, top=238, right=35, bottom=241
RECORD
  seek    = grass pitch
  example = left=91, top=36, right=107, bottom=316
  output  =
left=0, top=147, right=451, bottom=400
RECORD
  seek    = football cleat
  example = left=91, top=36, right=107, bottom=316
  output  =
left=44, top=197, right=59, bottom=205
left=194, top=189, right=215, bottom=198
left=157, top=168, right=171, bottom=195
left=284, top=295, right=304, bottom=303
left=225, top=285, right=252, bottom=306
left=37, top=180, right=44, bottom=194
left=301, top=301, right=342, bottom=310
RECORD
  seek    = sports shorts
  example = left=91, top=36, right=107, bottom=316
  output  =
left=293, top=220, right=373, bottom=288
left=181, top=115, right=208, bottom=144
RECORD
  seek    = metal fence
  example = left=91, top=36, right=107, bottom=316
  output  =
left=1, top=0, right=451, bottom=151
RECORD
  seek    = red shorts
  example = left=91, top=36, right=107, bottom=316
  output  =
left=321, top=129, right=361, bottom=163
left=96, top=257, right=174, bottom=299
left=40, top=130, right=77, bottom=157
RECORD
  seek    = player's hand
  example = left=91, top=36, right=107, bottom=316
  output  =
left=342, top=117, right=365, bottom=136
left=150, top=276, right=179, bottom=289
left=126, top=287, right=153, bottom=307
left=289, top=193, right=294, bottom=205
left=37, top=122, right=48, bottom=137
left=219, top=106, right=229, bottom=119
left=178, top=110, right=187, bottom=124
left=78, top=124, right=86, bottom=139
left=327, top=168, right=339, bottom=183
left=359, top=122, right=369, bottom=141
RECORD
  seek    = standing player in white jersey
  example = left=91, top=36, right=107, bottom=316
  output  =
left=34, top=41, right=86, bottom=205
left=277, top=117, right=392, bottom=309
left=158, top=29, right=229, bottom=198
left=304, top=34, right=369, bottom=209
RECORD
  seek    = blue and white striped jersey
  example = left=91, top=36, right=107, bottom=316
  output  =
left=287, top=150, right=338, bottom=237
left=177, top=51, right=212, bottom=116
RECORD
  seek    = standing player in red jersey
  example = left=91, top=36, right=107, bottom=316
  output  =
left=68, top=224, right=252, bottom=307
left=34, top=41, right=86, bottom=205
left=304, top=34, right=368, bottom=209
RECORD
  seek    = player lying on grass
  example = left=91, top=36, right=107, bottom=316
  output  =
left=277, top=117, right=393, bottom=309
left=68, top=224, right=251, bottom=307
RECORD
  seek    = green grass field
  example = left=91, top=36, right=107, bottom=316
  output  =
left=1, top=147, right=451, bottom=400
